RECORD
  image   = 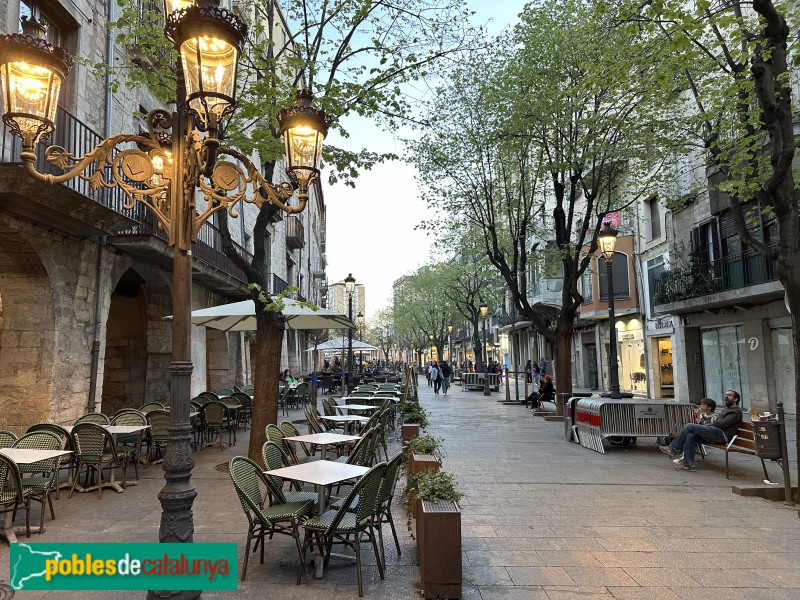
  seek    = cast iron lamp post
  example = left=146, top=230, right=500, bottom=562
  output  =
left=447, top=324, right=453, bottom=364
left=598, top=222, right=621, bottom=399
left=344, top=273, right=355, bottom=389
left=356, top=310, right=364, bottom=372
left=0, top=0, right=327, bottom=581
left=479, top=301, right=490, bottom=396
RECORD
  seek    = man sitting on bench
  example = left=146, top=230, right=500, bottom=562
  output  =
left=659, top=390, right=743, bottom=472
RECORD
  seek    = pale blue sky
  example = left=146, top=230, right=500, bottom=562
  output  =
left=324, top=1, right=527, bottom=319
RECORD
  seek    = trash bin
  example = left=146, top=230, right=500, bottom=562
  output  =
left=752, top=420, right=783, bottom=460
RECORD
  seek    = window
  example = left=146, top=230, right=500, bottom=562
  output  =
left=597, top=253, right=630, bottom=300
left=19, top=0, right=64, bottom=46
left=581, top=269, right=593, bottom=303
left=645, top=196, right=661, bottom=241
left=646, top=255, right=666, bottom=313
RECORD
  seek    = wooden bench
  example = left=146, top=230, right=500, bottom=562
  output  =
left=700, top=422, right=773, bottom=480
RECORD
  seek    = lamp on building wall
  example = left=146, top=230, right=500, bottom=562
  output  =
left=479, top=301, right=490, bottom=396
left=344, top=273, right=355, bottom=388
left=598, top=222, right=621, bottom=399
left=0, top=2, right=327, bottom=588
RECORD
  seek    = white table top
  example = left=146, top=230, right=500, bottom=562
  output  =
left=0, top=448, right=73, bottom=464
left=265, top=461, right=370, bottom=487
left=337, top=404, right=377, bottom=412
left=284, top=433, right=360, bottom=445
left=319, top=415, right=369, bottom=424
left=64, top=425, right=150, bottom=434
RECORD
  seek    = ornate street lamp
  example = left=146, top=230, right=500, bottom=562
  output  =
left=598, top=222, right=621, bottom=399
left=479, top=301, right=490, bottom=396
left=0, top=1, right=327, bottom=586
left=344, top=273, right=355, bottom=389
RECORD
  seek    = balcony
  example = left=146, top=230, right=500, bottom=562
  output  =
left=312, top=256, right=326, bottom=279
left=269, top=273, right=289, bottom=295
left=286, top=216, right=305, bottom=249
left=528, top=277, right=563, bottom=309
left=0, top=105, right=255, bottom=297
left=653, top=248, right=782, bottom=314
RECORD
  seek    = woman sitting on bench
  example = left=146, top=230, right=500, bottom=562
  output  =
left=525, top=375, right=554, bottom=410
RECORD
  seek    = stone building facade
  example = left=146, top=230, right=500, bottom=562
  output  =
left=0, top=0, right=328, bottom=430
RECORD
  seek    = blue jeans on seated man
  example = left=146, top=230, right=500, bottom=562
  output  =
left=671, top=424, right=726, bottom=465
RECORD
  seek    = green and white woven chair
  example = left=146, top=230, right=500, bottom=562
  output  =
left=0, top=453, right=31, bottom=538
left=373, top=452, right=404, bottom=569
left=278, top=421, right=319, bottom=464
left=0, top=429, right=17, bottom=448
left=301, top=462, right=387, bottom=596
left=12, top=430, right=63, bottom=532
left=261, top=441, right=317, bottom=503
left=73, top=413, right=111, bottom=425
left=229, top=456, right=314, bottom=582
left=69, top=422, right=127, bottom=499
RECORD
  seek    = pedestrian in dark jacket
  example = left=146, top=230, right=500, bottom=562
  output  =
left=440, top=361, right=452, bottom=396
left=659, top=390, right=743, bottom=471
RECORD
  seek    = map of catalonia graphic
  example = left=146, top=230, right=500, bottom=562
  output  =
left=10, top=544, right=62, bottom=590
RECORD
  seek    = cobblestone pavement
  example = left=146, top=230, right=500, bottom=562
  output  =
left=2, top=380, right=799, bottom=599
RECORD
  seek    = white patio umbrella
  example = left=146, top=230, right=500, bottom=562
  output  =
left=304, top=339, right=378, bottom=352
left=176, top=298, right=355, bottom=332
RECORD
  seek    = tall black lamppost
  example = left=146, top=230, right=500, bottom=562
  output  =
left=480, top=301, right=490, bottom=396
left=0, top=0, right=327, bottom=581
left=447, top=324, right=453, bottom=365
left=344, top=273, right=355, bottom=389
left=598, top=222, right=621, bottom=399
left=356, top=310, right=364, bottom=371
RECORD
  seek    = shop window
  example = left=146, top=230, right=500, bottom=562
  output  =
left=657, top=337, right=674, bottom=398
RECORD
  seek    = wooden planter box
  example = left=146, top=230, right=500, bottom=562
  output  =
left=402, top=423, right=421, bottom=444
left=407, top=454, right=439, bottom=518
left=417, top=499, right=461, bottom=599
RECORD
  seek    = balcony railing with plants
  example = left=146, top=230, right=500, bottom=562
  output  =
left=653, top=247, right=778, bottom=305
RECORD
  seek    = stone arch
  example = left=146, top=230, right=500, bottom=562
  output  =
left=0, top=225, right=56, bottom=431
left=101, top=268, right=149, bottom=414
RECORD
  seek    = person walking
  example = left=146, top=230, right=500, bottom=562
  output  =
left=426, top=361, right=433, bottom=387
left=440, top=360, right=452, bottom=396
left=525, top=359, right=533, bottom=384
left=431, top=361, right=442, bottom=395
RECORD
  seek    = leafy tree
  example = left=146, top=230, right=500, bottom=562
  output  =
left=106, top=0, right=479, bottom=461
left=412, top=0, right=674, bottom=411
left=619, top=0, right=799, bottom=495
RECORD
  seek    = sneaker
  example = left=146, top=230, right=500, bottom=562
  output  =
left=672, top=454, right=685, bottom=464
left=675, top=461, right=696, bottom=472
left=659, top=445, right=678, bottom=457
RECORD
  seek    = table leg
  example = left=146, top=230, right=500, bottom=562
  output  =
left=313, top=484, right=328, bottom=578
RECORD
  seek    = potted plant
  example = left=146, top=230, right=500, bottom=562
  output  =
left=414, top=470, right=463, bottom=600
left=400, top=401, right=428, bottom=444
left=405, top=435, right=441, bottom=516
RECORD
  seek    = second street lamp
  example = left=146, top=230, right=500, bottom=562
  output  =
left=480, top=301, right=490, bottom=396
left=598, top=222, right=622, bottom=399
left=0, top=1, right=327, bottom=579
left=344, top=273, right=355, bottom=390
left=448, top=324, right=453, bottom=365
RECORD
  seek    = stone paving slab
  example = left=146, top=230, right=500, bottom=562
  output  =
left=1, top=378, right=799, bottom=599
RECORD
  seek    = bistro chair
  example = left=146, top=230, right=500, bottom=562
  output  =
left=202, top=401, right=236, bottom=450
left=146, top=409, right=170, bottom=464
left=111, top=411, right=147, bottom=473
left=198, top=391, right=220, bottom=403
left=279, top=421, right=319, bottom=465
left=217, top=388, right=235, bottom=397
left=0, top=453, right=32, bottom=538
left=25, top=423, right=74, bottom=499
left=374, top=452, right=404, bottom=569
left=73, top=413, right=111, bottom=425
left=69, top=422, right=128, bottom=499
left=293, top=382, right=311, bottom=409
left=139, top=402, right=165, bottom=415
left=231, top=393, right=252, bottom=429
left=12, top=430, right=63, bottom=532
left=261, top=441, right=317, bottom=503
left=0, top=429, right=18, bottom=448
left=301, top=462, right=388, bottom=596
left=229, top=456, right=314, bottom=582
left=190, top=400, right=205, bottom=449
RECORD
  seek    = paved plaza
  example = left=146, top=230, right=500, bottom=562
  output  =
left=2, top=380, right=800, bottom=599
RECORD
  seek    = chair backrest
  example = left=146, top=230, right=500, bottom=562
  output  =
left=347, top=428, right=376, bottom=467
left=261, top=441, right=290, bottom=504
left=231, top=393, right=251, bottom=408
left=377, top=452, right=404, bottom=507
left=198, top=391, right=220, bottom=402
left=202, top=401, right=228, bottom=425
left=295, top=382, right=311, bottom=397
left=326, top=462, right=387, bottom=535
left=190, top=400, right=203, bottom=413
left=217, top=388, right=234, bottom=396
left=304, top=408, right=323, bottom=434
left=74, top=413, right=111, bottom=425
left=113, top=408, right=147, bottom=420
left=229, top=456, right=274, bottom=525
left=0, top=429, right=18, bottom=448
left=139, top=402, right=165, bottom=414
left=112, top=411, right=147, bottom=426
left=191, top=396, right=210, bottom=406
left=321, top=397, right=336, bottom=417
left=0, top=453, right=24, bottom=504
left=71, top=422, right=117, bottom=461
left=25, top=423, right=71, bottom=451
left=14, top=430, right=63, bottom=451
left=279, top=421, right=300, bottom=437
left=265, top=423, right=285, bottom=445
left=146, top=410, right=171, bottom=441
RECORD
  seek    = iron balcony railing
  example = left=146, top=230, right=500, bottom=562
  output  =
left=1, top=105, right=254, bottom=285
left=270, top=273, right=289, bottom=295
left=653, top=247, right=778, bottom=305
left=285, top=215, right=305, bottom=249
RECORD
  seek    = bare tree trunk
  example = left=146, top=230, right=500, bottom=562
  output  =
left=247, top=306, right=284, bottom=463
left=553, top=314, right=574, bottom=416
